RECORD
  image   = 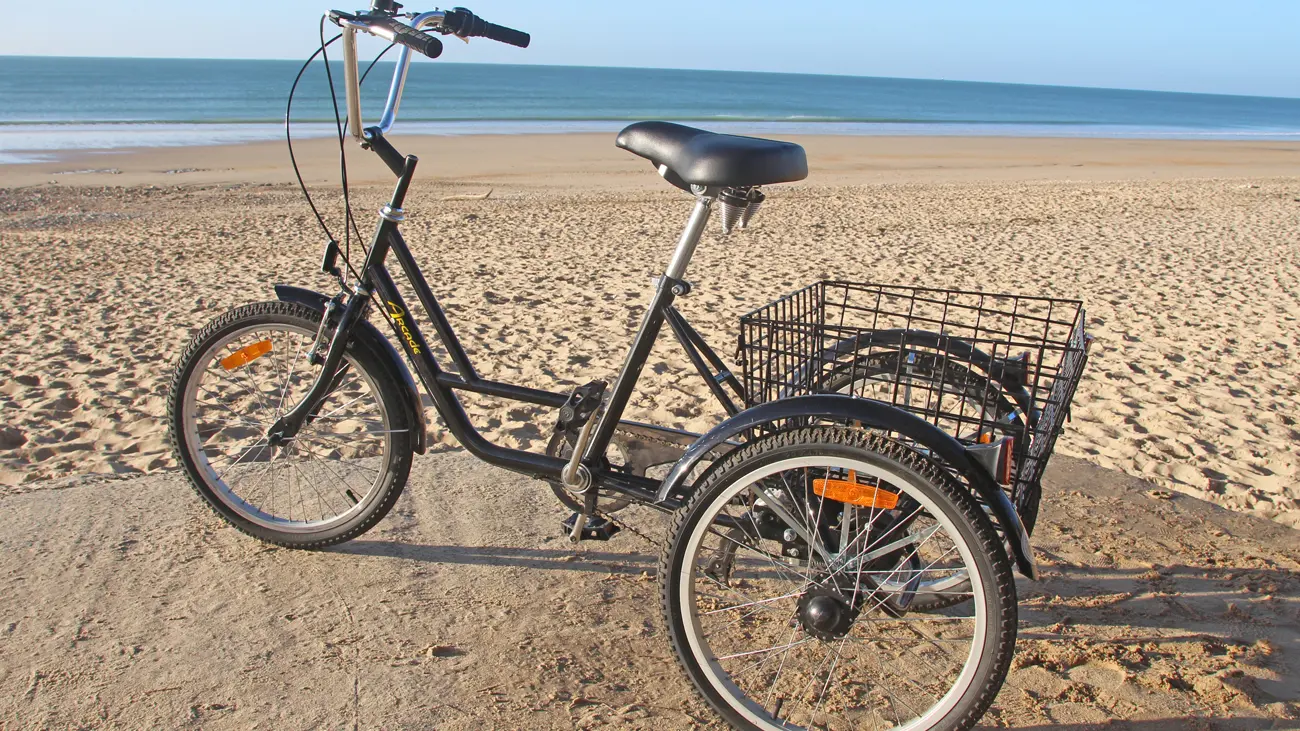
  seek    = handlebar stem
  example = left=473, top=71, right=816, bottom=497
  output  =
left=336, top=10, right=446, bottom=140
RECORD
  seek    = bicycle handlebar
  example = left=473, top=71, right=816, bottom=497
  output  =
left=367, top=15, right=444, bottom=59
left=328, top=6, right=529, bottom=139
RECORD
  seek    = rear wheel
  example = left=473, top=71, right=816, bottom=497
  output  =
left=660, top=427, right=1017, bottom=731
left=168, top=301, right=413, bottom=548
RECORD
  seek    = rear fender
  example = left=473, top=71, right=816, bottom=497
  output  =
left=274, top=285, right=427, bottom=454
left=656, top=394, right=1037, bottom=579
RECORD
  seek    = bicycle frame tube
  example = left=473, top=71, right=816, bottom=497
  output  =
left=285, top=130, right=733, bottom=509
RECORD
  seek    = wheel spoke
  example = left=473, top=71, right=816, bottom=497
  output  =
left=275, top=337, right=305, bottom=416
left=701, top=589, right=804, bottom=616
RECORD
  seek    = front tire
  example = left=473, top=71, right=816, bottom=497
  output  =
left=168, top=301, right=413, bottom=548
left=660, top=427, right=1017, bottom=730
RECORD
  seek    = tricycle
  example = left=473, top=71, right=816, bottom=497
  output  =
left=167, top=5, right=1090, bottom=728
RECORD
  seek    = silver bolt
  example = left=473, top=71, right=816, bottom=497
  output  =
left=783, top=529, right=798, bottom=542
left=785, top=547, right=800, bottom=557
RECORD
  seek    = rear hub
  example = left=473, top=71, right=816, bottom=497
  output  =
left=797, top=587, right=857, bottom=641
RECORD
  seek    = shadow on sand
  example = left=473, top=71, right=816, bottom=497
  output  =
left=335, top=540, right=657, bottom=576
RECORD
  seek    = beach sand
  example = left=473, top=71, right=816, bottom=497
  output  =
left=0, top=453, right=1296, bottom=727
left=1, top=134, right=1299, bottom=728
left=2, top=134, right=1299, bottom=528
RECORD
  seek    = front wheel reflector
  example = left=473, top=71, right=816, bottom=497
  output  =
left=813, top=470, right=900, bottom=510
left=221, top=339, right=273, bottom=371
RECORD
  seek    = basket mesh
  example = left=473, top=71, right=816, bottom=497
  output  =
left=738, top=281, right=1089, bottom=511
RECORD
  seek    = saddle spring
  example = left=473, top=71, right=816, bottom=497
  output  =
left=718, top=187, right=766, bottom=234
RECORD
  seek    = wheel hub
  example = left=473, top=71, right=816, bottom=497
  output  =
left=797, top=587, right=857, bottom=641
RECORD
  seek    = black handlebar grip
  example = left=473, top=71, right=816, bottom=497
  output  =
left=445, top=8, right=530, bottom=48
left=480, top=21, right=530, bottom=48
left=370, top=17, right=444, bottom=59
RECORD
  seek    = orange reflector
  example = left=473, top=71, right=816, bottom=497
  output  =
left=812, top=470, right=900, bottom=510
left=221, top=339, right=272, bottom=371
left=998, top=437, right=1015, bottom=486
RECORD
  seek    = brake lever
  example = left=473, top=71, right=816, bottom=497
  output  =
left=327, top=9, right=359, bottom=25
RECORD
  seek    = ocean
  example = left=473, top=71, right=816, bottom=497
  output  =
left=3, top=56, right=1300, bottom=163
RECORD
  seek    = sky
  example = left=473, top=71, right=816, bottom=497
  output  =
left=4, top=0, right=1298, bottom=98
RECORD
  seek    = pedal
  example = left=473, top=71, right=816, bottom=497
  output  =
left=556, top=380, right=607, bottom=433
left=561, top=512, right=621, bottom=541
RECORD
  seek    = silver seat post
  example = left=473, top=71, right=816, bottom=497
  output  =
left=664, top=193, right=715, bottom=281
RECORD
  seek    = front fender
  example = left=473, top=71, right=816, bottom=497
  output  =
left=274, top=285, right=427, bottom=454
left=656, top=394, right=1037, bottom=579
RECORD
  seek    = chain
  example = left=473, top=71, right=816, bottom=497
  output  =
left=595, top=504, right=660, bottom=548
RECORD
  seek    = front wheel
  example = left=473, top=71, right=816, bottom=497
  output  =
left=660, top=427, right=1017, bottom=731
left=168, top=301, right=414, bottom=548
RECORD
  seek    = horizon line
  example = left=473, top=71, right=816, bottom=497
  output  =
left=3, top=53, right=1299, bottom=103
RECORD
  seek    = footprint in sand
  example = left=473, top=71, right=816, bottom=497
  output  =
left=0, top=428, right=27, bottom=450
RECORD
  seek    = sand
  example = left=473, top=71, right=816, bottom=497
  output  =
left=0, top=453, right=1296, bottom=728
left=1, top=134, right=1299, bottom=728
left=2, top=134, right=1299, bottom=529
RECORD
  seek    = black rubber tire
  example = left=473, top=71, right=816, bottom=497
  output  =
left=818, top=354, right=1021, bottom=431
left=168, top=301, right=413, bottom=549
left=659, top=426, right=1018, bottom=731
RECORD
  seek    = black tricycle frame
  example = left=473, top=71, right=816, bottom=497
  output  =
left=265, top=125, right=1040, bottom=579
left=267, top=126, right=744, bottom=515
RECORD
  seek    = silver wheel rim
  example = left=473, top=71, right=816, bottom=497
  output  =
left=180, top=321, right=397, bottom=533
left=678, top=455, right=990, bottom=730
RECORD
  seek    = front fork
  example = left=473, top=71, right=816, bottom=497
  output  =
left=266, top=283, right=373, bottom=445
left=268, top=138, right=417, bottom=446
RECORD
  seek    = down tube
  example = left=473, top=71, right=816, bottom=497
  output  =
left=385, top=228, right=478, bottom=380
left=367, top=264, right=568, bottom=480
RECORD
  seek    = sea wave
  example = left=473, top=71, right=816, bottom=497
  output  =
left=0, top=115, right=1126, bottom=126
left=3, top=119, right=1300, bottom=163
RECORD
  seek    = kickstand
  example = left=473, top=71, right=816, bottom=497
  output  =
left=567, top=512, right=588, bottom=543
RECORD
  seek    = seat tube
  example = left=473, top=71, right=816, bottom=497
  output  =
left=582, top=193, right=714, bottom=462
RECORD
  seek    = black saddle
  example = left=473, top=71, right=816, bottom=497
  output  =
left=616, top=121, right=808, bottom=190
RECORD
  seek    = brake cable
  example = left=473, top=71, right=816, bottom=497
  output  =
left=286, top=19, right=395, bottom=286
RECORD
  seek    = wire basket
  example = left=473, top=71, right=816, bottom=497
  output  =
left=738, top=281, right=1089, bottom=525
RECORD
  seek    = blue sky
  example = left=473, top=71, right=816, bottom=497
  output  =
left=6, top=0, right=1298, bottom=98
